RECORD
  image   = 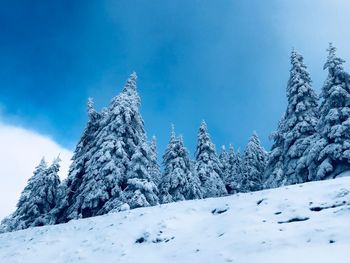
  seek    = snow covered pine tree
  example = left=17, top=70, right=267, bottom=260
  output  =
left=149, top=136, right=161, bottom=187
left=55, top=98, right=101, bottom=223
left=159, top=126, right=202, bottom=203
left=265, top=49, right=318, bottom=188
left=219, top=145, right=230, bottom=191
left=56, top=72, right=158, bottom=222
left=194, top=121, right=227, bottom=198
left=306, top=44, right=350, bottom=180
left=1, top=158, right=61, bottom=232
left=242, top=132, right=267, bottom=192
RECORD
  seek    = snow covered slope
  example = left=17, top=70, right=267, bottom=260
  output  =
left=0, top=177, right=350, bottom=263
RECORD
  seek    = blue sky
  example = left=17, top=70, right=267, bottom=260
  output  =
left=1, top=0, right=350, bottom=157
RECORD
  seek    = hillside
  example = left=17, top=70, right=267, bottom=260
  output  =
left=0, top=176, right=349, bottom=263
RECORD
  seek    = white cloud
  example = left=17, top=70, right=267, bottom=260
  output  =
left=0, top=121, right=72, bottom=220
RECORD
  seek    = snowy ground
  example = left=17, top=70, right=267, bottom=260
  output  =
left=0, top=177, right=350, bottom=263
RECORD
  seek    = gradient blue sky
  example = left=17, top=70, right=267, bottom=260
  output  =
left=1, top=0, right=350, bottom=156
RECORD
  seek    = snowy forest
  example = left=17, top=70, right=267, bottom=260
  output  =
left=2, top=43, right=350, bottom=233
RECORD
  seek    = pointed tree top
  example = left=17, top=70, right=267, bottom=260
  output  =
left=221, top=145, right=226, bottom=152
left=290, top=48, right=303, bottom=66
left=87, top=97, right=95, bottom=115
left=52, top=155, right=61, bottom=165
left=37, top=157, right=48, bottom=170
left=178, top=135, right=184, bottom=144
left=170, top=124, right=176, bottom=141
left=123, top=71, right=137, bottom=92
left=229, top=144, right=234, bottom=152
left=199, top=120, right=208, bottom=135
left=324, top=42, right=345, bottom=71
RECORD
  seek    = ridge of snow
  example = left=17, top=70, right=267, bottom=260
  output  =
left=1, top=176, right=350, bottom=263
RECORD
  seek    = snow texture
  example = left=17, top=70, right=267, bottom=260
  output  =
left=0, top=174, right=349, bottom=262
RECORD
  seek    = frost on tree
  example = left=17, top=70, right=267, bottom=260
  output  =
left=1, top=158, right=61, bottom=232
left=194, top=121, right=227, bottom=198
left=123, top=142, right=159, bottom=209
left=242, top=132, right=267, bottom=192
left=220, top=145, right=241, bottom=194
left=219, top=145, right=230, bottom=191
left=159, top=127, right=202, bottom=203
left=306, top=44, right=350, bottom=180
left=56, top=72, right=154, bottom=221
left=55, top=98, right=101, bottom=223
left=149, top=136, right=161, bottom=186
left=227, top=147, right=244, bottom=193
left=265, top=50, right=318, bottom=188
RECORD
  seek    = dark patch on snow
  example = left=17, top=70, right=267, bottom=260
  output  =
left=310, top=201, right=347, bottom=212
left=212, top=207, right=229, bottom=215
left=329, top=239, right=335, bottom=244
left=218, top=233, right=225, bottom=237
left=277, top=217, right=309, bottom=224
left=274, top=211, right=282, bottom=215
left=135, top=237, right=146, bottom=243
left=256, top=198, right=266, bottom=205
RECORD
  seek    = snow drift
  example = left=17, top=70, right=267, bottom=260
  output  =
left=0, top=176, right=349, bottom=263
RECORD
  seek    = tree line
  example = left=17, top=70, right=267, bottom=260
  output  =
left=2, top=43, right=350, bottom=232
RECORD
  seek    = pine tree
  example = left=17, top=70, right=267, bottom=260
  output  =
left=265, top=49, right=318, bottom=188
left=194, top=121, right=227, bottom=198
left=219, top=145, right=230, bottom=192
left=159, top=127, right=202, bottom=203
left=227, top=147, right=245, bottom=193
left=306, top=44, right=350, bottom=180
left=264, top=117, right=286, bottom=188
left=123, top=142, right=159, bottom=209
left=57, top=72, right=153, bottom=221
left=55, top=98, right=101, bottom=223
left=242, top=132, right=267, bottom=192
left=149, top=136, right=161, bottom=186
left=219, top=145, right=229, bottom=180
left=1, top=158, right=61, bottom=232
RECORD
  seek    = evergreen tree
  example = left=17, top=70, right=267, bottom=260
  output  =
left=57, top=72, right=153, bottom=221
left=55, top=98, right=101, bottom=223
left=159, top=127, right=202, bottom=203
left=149, top=136, right=161, bottom=186
left=242, top=132, right=267, bottom=192
left=194, top=121, right=227, bottom=198
left=264, top=117, right=286, bottom=188
left=1, top=158, right=61, bottom=232
left=265, top=49, right=318, bottom=188
left=227, top=147, right=245, bottom=193
left=123, top=142, right=159, bottom=209
left=306, top=44, right=350, bottom=180
left=219, top=145, right=229, bottom=186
